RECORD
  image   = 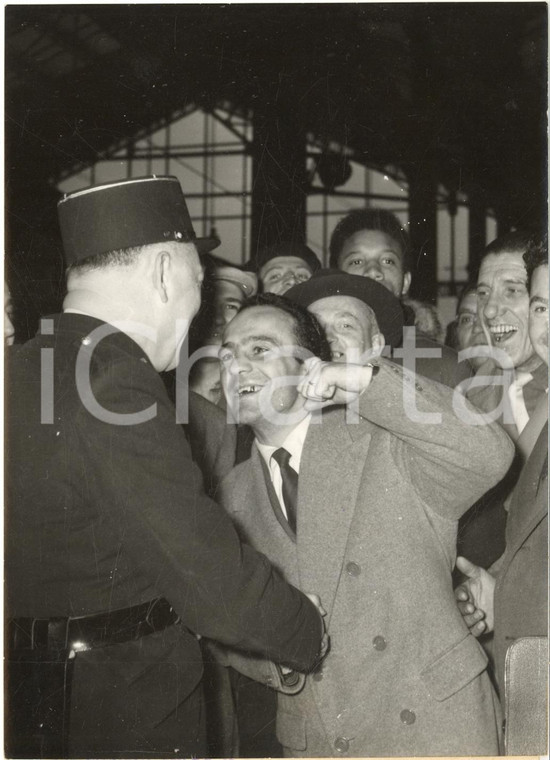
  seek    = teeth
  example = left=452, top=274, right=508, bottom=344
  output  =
left=489, top=324, right=518, bottom=342
left=238, top=385, right=261, bottom=395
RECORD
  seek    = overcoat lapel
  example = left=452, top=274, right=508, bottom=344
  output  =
left=297, top=407, right=371, bottom=618
left=502, top=424, right=548, bottom=568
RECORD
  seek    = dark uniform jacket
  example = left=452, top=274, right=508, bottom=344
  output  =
left=5, top=313, right=322, bottom=758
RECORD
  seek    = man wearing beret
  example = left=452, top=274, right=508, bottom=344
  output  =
left=214, top=288, right=514, bottom=757
left=248, top=240, right=321, bottom=296
left=5, top=176, right=326, bottom=758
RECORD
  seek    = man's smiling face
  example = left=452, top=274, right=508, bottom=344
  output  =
left=219, top=305, right=308, bottom=434
left=477, top=251, right=539, bottom=371
left=529, top=263, right=549, bottom=366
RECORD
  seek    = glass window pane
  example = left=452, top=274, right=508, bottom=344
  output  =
left=94, top=161, right=127, bottom=183
left=58, top=167, right=93, bottom=194
left=486, top=214, right=498, bottom=246
left=213, top=155, right=247, bottom=193
left=168, top=160, right=206, bottom=195
left=455, top=206, right=469, bottom=283
left=213, top=218, right=249, bottom=266
left=170, top=110, right=205, bottom=146
left=212, top=195, right=248, bottom=221
left=307, top=194, right=324, bottom=214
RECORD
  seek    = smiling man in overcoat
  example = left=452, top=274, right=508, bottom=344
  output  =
left=214, top=291, right=515, bottom=757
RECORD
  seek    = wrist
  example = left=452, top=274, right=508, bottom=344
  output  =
left=358, top=363, right=379, bottom=394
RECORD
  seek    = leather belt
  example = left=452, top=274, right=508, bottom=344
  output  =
left=8, top=597, right=180, bottom=658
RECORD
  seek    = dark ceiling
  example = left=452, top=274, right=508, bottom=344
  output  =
left=4, top=3, right=548, bottom=333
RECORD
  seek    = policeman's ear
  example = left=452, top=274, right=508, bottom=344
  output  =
left=371, top=332, right=385, bottom=358
left=153, top=250, right=172, bottom=304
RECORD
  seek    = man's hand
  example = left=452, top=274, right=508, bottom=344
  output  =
left=454, top=556, right=496, bottom=636
left=305, top=592, right=330, bottom=659
left=298, top=358, right=375, bottom=411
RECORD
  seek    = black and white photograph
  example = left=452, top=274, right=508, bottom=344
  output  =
left=4, top=3, right=548, bottom=758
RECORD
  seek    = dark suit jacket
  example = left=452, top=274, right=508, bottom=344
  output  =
left=5, top=313, right=321, bottom=757
left=457, top=361, right=548, bottom=570
left=494, top=422, right=548, bottom=694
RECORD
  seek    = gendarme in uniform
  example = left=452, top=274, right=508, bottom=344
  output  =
left=5, top=176, right=323, bottom=758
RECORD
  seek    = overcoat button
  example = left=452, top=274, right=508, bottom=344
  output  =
left=345, top=561, right=361, bottom=577
left=81, top=336, right=91, bottom=346
left=400, top=709, right=416, bottom=725
left=373, top=635, right=387, bottom=651
left=334, top=736, right=350, bottom=753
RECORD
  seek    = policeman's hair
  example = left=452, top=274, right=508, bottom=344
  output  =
left=238, top=292, right=332, bottom=363
left=66, top=246, right=145, bottom=275
left=523, top=235, right=548, bottom=286
left=329, top=208, right=412, bottom=272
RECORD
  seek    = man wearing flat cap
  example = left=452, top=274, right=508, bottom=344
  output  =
left=212, top=287, right=514, bottom=756
left=5, top=176, right=326, bottom=758
left=248, top=240, right=321, bottom=296
left=285, top=269, right=405, bottom=363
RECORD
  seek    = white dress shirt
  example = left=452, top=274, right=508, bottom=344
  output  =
left=507, top=371, right=534, bottom=435
left=255, top=414, right=312, bottom=520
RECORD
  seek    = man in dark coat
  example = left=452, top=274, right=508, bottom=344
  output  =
left=457, top=232, right=547, bottom=571
left=5, top=176, right=324, bottom=759
left=455, top=240, right=548, bottom=753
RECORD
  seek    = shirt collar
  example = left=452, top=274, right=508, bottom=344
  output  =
left=255, top=413, right=312, bottom=474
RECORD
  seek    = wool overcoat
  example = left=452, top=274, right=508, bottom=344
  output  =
left=220, top=359, right=514, bottom=757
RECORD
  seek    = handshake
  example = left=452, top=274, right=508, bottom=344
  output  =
left=206, top=589, right=330, bottom=696
left=306, top=592, right=330, bottom=658
left=280, top=591, right=329, bottom=678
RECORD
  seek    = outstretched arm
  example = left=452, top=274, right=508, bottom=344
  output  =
left=298, top=357, right=515, bottom=519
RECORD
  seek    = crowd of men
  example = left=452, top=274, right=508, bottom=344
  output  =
left=4, top=175, right=548, bottom=758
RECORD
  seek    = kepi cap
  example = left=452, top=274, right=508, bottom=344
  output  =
left=285, top=269, right=405, bottom=348
left=58, top=175, right=220, bottom=264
